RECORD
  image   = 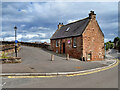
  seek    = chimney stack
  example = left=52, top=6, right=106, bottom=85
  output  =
left=58, top=23, right=64, bottom=29
left=89, top=10, right=96, bottom=19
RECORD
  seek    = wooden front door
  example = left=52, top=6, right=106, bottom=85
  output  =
left=63, top=43, right=65, bottom=53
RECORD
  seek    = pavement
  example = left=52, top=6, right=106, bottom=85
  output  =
left=2, top=46, right=117, bottom=74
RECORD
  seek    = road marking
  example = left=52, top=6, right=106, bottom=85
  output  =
left=8, top=76, right=56, bottom=78
left=2, top=82, right=6, bottom=86
left=0, top=82, right=6, bottom=87
left=7, top=59, right=119, bottom=78
left=66, top=59, right=119, bottom=77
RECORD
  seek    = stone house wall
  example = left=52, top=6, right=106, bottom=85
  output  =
left=51, top=36, right=83, bottom=59
left=82, top=16, right=104, bottom=61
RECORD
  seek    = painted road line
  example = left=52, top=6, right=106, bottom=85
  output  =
left=66, top=59, right=119, bottom=77
left=0, top=82, right=6, bottom=87
left=8, top=76, right=56, bottom=78
left=7, top=59, right=119, bottom=78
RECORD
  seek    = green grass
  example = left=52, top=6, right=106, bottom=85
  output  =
left=0, top=56, right=9, bottom=59
left=0, top=52, right=9, bottom=59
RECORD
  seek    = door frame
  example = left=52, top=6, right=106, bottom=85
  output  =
left=87, top=53, right=91, bottom=61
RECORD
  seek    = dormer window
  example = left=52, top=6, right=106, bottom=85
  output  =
left=66, top=27, right=70, bottom=32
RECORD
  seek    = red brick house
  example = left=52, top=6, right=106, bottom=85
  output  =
left=50, top=11, right=105, bottom=61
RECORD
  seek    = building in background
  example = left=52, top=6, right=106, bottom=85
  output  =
left=50, top=11, right=104, bottom=61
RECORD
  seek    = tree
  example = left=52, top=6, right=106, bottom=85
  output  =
left=113, top=37, right=120, bottom=49
left=113, top=37, right=119, bottom=43
left=117, top=39, right=120, bottom=52
left=109, top=40, right=112, bottom=43
left=109, top=43, right=114, bottom=49
left=105, top=42, right=110, bottom=50
left=105, top=37, right=120, bottom=51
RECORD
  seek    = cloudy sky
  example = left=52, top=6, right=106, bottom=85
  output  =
left=1, top=2, right=118, bottom=43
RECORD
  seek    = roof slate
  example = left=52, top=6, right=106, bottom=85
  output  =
left=51, top=17, right=90, bottom=40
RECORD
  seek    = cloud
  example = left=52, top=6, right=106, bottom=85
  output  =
left=40, top=39, right=50, bottom=43
left=38, top=27, right=49, bottom=30
left=24, top=34, right=39, bottom=38
left=21, top=24, right=26, bottom=27
left=2, top=32, right=7, bottom=35
left=2, top=2, right=118, bottom=43
left=104, top=38, right=112, bottom=42
left=100, top=22, right=118, bottom=31
left=5, top=37, right=15, bottom=41
left=3, top=17, right=32, bottom=23
left=19, top=9, right=27, bottom=13
left=37, top=33, right=46, bottom=38
left=108, top=33, right=115, bottom=36
left=0, top=38, right=2, bottom=41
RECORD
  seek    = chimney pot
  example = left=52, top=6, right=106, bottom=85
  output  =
left=89, top=10, right=96, bottom=19
left=58, top=22, right=64, bottom=29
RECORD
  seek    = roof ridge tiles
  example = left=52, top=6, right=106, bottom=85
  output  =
left=64, top=17, right=89, bottom=26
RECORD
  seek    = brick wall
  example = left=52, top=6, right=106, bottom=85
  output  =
left=51, top=36, right=83, bottom=59
left=82, top=17, right=104, bottom=61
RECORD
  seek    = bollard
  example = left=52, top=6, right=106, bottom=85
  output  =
left=66, top=53, right=69, bottom=60
left=85, top=57, right=87, bottom=62
left=51, top=54, right=54, bottom=61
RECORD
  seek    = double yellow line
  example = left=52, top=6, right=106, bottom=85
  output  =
left=8, top=59, right=119, bottom=78
left=67, top=59, right=119, bottom=77
left=8, top=75, right=56, bottom=78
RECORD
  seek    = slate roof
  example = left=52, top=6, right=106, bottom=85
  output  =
left=50, top=17, right=90, bottom=40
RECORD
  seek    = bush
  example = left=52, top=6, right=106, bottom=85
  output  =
left=117, top=39, right=120, bottom=52
left=109, top=43, right=114, bottom=49
left=1, top=52, right=8, bottom=59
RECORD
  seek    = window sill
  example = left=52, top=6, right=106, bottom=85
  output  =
left=73, top=46, right=77, bottom=48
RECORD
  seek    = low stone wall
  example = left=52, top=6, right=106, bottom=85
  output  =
left=0, top=43, right=21, bottom=57
left=20, top=42, right=51, bottom=51
left=1, top=41, right=51, bottom=51
left=1, top=57, right=21, bottom=64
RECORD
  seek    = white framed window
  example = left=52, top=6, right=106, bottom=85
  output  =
left=73, top=38, right=77, bottom=48
left=56, top=40, right=58, bottom=47
left=56, top=50, right=58, bottom=53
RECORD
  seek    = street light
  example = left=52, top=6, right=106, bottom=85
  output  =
left=14, top=26, right=17, bottom=57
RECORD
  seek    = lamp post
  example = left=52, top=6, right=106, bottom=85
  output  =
left=14, top=26, right=17, bottom=57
